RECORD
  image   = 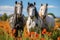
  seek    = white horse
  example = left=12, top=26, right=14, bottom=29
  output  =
left=26, top=2, right=42, bottom=33
left=39, top=4, right=55, bottom=29
left=9, top=15, right=15, bottom=28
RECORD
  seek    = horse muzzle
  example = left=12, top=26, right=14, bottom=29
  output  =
left=42, top=15, right=46, bottom=19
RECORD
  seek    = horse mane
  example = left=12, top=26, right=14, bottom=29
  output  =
left=35, top=7, right=39, bottom=19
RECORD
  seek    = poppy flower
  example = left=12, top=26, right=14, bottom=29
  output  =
left=47, top=32, right=52, bottom=36
left=36, top=33, right=39, bottom=38
left=42, top=28, right=47, bottom=35
left=12, top=29, right=16, bottom=34
left=57, top=36, right=60, bottom=40
left=31, top=32, right=35, bottom=35
left=40, top=38, right=45, bottom=40
left=29, top=32, right=34, bottom=37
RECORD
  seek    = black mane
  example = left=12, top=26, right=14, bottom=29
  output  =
left=35, top=7, right=39, bottom=19
left=28, top=3, right=34, bottom=7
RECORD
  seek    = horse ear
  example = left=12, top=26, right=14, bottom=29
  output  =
left=34, top=2, right=36, bottom=5
left=28, top=2, right=30, bottom=5
left=41, top=4, right=43, bottom=6
left=46, top=4, right=48, bottom=6
left=21, top=1, right=23, bottom=5
left=15, top=1, right=17, bottom=4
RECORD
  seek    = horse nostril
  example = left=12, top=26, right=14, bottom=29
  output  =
left=42, top=15, right=46, bottom=19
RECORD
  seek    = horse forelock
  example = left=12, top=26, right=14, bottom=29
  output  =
left=28, top=3, right=34, bottom=7
left=27, top=3, right=34, bottom=13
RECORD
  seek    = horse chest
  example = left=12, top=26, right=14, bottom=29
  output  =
left=29, top=18, right=39, bottom=27
left=30, top=19, right=35, bottom=26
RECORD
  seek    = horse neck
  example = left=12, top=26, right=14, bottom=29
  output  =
left=28, top=16, right=36, bottom=22
left=35, top=8, right=39, bottom=19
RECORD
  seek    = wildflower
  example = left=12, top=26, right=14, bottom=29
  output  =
left=40, top=38, right=45, bottom=40
left=57, top=36, right=60, bottom=40
left=42, top=28, right=47, bottom=35
left=31, top=32, right=35, bottom=35
left=30, top=32, right=35, bottom=37
left=46, top=32, right=52, bottom=36
left=36, top=33, right=39, bottom=38
left=12, top=29, right=16, bottom=34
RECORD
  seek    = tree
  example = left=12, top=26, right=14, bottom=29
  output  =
left=48, top=13, right=56, bottom=18
left=0, top=16, right=2, bottom=20
left=2, top=13, right=8, bottom=21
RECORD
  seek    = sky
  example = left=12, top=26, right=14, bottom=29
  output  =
left=0, top=0, right=60, bottom=17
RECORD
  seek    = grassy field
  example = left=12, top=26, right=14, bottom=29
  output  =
left=0, top=18, right=60, bottom=40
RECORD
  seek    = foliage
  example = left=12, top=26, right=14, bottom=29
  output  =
left=0, top=16, right=2, bottom=20
left=0, top=28, right=14, bottom=40
left=0, top=17, right=60, bottom=40
left=2, top=13, right=8, bottom=21
left=0, top=13, right=9, bottom=21
left=51, top=30, right=60, bottom=40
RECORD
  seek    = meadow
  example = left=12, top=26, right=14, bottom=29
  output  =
left=0, top=18, right=60, bottom=40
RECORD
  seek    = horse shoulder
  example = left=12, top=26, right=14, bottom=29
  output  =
left=48, top=15, right=54, bottom=19
left=26, top=17, right=31, bottom=26
left=46, top=15, right=55, bottom=27
left=46, top=15, right=54, bottom=21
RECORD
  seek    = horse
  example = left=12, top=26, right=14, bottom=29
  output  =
left=9, top=15, right=14, bottom=28
left=39, top=4, right=55, bottom=30
left=9, top=1, right=26, bottom=37
left=26, top=2, right=42, bottom=33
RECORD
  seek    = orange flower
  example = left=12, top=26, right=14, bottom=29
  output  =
left=16, top=37, right=22, bottom=40
left=40, top=38, right=45, bottom=40
left=46, top=32, right=52, bottom=36
left=57, top=36, right=60, bottom=40
left=24, top=31, right=29, bottom=37
left=31, top=32, right=35, bottom=35
left=28, top=32, right=31, bottom=37
left=36, top=33, right=39, bottom=38
left=42, top=28, right=47, bottom=35
left=29, top=32, right=35, bottom=37
left=12, top=29, right=16, bottom=34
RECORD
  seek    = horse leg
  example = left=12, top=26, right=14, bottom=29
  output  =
left=15, top=29, right=18, bottom=37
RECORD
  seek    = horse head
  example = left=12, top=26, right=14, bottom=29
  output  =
left=15, top=1, right=23, bottom=16
left=39, top=4, right=48, bottom=19
left=27, top=2, right=39, bottom=19
left=27, top=2, right=42, bottom=33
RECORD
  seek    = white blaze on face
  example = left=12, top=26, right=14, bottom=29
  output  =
left=29, top=7, right=35, bottom=17
left=16, top=4, right=21, bottom=14
left=41, top=6, right=45, bottom=16
left=40, top=5, right=47, bottom=16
